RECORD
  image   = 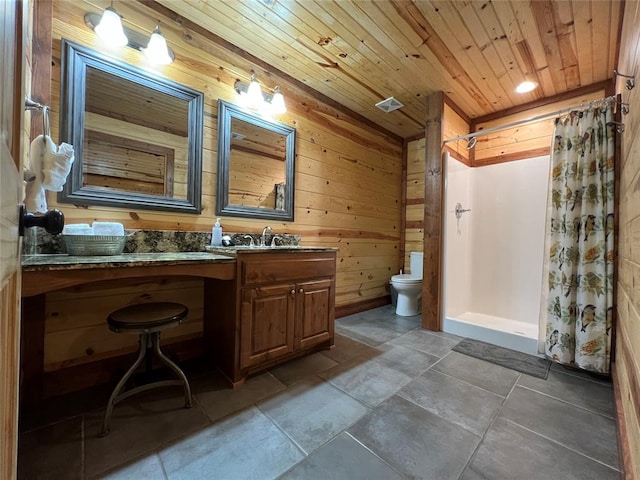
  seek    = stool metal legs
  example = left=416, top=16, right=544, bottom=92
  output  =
left=100, top=332, right=192, bottom=437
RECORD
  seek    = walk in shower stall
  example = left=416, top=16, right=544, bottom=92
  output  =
left=443, top=152, right=550, bottom=355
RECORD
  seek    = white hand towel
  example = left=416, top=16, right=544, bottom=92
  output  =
left=23, top=135, right=47, bottom=213
left=42, top=139, right=74, bottom=191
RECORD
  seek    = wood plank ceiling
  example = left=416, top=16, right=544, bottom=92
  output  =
left=154, top=0, right=623, bottom=139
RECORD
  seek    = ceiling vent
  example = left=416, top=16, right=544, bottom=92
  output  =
left=375, top=96, right=404, bottom=113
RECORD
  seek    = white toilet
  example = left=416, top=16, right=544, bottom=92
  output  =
left=391, top=251, right=423, bottom=316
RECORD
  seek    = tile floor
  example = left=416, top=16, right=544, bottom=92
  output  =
left=18, top=305, right=621, bottom=479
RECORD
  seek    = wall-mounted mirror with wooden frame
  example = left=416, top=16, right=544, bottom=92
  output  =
left=59, top=40, right=204, bottom=213
left=217, top=100, right=295, bottom=221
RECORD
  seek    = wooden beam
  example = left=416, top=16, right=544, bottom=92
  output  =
left=422, top=92, right=444, bottom=331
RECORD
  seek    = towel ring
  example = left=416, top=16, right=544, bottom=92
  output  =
left=42, top=106, right=51, bottom=141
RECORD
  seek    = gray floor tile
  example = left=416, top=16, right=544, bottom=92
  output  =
left=278, top=432, right=405, bottom=480
left=433, top=351, right=520, bottom=397
left=398, top=370, right=504, bottom=436
left=550, top=362, right=613, bottom=386
left=349, top=395, right=480, bottom=480
left=84, top=391, right=210, bottom=477
left=320, top=333, right=380, bottom=364
left=518, top=370, right=615, bottom=418
left=389, top=329, right=459, bottom=357
left=100, top=454, right=167, bottom=479
left=501, top=386, right=619, bottom=469
left=376, top=344, right=440, bottom=377
left=270, top=353, right=338, bottom=386
left=18, top=416, right=82, bottom=480
left=470, top=418, right=620, bottom=480
left=159, top=407, right=303, bottom=479
left=336, top=319, right=407, bottom=346
left=258, top=377, right=368, bottom=454
left=459, top=468, right=487, bottom=480
left=194, top=371, right=286, bottom=423
left=320, top=357, right=413, bottom=407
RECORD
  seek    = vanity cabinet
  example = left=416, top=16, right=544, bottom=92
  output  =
left=207, top=249, right=336, bottom=385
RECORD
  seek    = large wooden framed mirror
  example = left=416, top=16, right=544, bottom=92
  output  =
left=59, top=40, right=204, bottom=213
left=216, top=100, right=295, bottom=221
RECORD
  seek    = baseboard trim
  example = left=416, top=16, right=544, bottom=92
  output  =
left=612, top=361, right=633, bottom=479
left=335, top=296, right=391, bottom=318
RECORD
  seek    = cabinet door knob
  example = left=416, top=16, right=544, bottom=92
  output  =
left=290, top=289, right=295, bottom=295
left=299, top=288, right=304, bottom=294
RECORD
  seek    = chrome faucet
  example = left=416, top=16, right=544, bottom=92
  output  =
left=241, top=234, right=255, bottom=247
left=261, top=226, right=273, bottom=246
left=270, top=235, right=283, bottom=247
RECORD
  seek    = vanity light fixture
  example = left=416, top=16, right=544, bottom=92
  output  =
left=270, top=86, right=287, bottom=115
left=246, top=73, right=264, bottom=108
left=85, top=12, right=175, bottom=65
left=94, top=6, right=128, bottom=47
left=234, top=71, right=287, bottom=115
left=143, top=26, right=173, bottom=65
left=515, top=80, right=538, bottom=93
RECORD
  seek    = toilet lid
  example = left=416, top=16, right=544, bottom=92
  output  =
left=391, top=274, right=421, bottom=284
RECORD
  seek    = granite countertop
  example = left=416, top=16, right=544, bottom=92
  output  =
left=204, top=245, right=339, bottom=256
left=21, top=252, right=236, bottom=271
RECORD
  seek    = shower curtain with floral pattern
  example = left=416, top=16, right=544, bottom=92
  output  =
left=545, top=102, right=615, bottom=374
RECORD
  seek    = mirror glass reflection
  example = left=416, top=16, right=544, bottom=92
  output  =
left=84, top=67, right=190, bottom=199
left=217, top=100, right=295, bottom=221
left=228, top=117, right=287, bottom=209
left=59, top=40, right=204, bottom=213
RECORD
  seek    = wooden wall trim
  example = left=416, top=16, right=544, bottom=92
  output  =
left=472, top=80, right=612, bottom=125
left=612, top=361, right=634, bottom=480
left=443, top=93, right=471, bottom=126
left=405, top=131, right=426, bottom=143
left=443, top=145, right=471, bottom=167
left=422, top=92, right=444, bottom=331
left=473, top=147, right=551, bottom=167
left=335, top=295, right=390, bottom=318
left=30, top=0, right=52, bottom=140
left=400, top=139, right=408, bottom=272
left=139, top=0, right=403, bottom=144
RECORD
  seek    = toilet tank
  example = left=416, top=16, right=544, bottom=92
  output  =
left=409, top=251, right=423, bottom=279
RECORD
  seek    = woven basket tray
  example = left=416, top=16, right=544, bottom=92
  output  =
left=62, top=235, right=127, bottom=256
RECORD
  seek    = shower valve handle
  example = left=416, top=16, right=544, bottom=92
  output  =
left=455, top=203, right=471, bottom=219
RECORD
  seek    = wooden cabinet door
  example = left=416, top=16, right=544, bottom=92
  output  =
left=240, top=284, right=295, bottom=368
left=296, top=279, right=334, bottom=349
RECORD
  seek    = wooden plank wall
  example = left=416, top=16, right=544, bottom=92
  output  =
left=473, top=87, right=606, bottom=166
left=33, top=0, right=402, bottom=372
left=614, top=0, right=640, bottom=477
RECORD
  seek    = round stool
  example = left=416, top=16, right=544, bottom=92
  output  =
left=100, top=302, right=193, bottom=437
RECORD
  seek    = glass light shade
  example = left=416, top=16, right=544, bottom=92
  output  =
left=94, top=7, right=128, bottom=47
left=515, top=81, right=538, bottom=93
left=144, top=27, right=173, bottom=65
left=246, top=76, right=264, bottom=108
left=270, top=88, right=286, bottom=114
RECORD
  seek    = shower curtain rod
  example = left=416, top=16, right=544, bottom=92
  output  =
left=443, top=95, right=618, bottom=144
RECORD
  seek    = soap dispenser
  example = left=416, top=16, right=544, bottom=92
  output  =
left=211, top=218, right=223, bottom=246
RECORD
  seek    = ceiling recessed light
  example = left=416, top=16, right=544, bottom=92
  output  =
left=516, top=81, right=538, bottom=93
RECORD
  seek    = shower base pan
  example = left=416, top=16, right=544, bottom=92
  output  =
left=443, top=311, right=539, bottom=356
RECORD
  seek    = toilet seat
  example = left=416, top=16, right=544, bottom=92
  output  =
left=391, top=274, right=421, bottom=284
